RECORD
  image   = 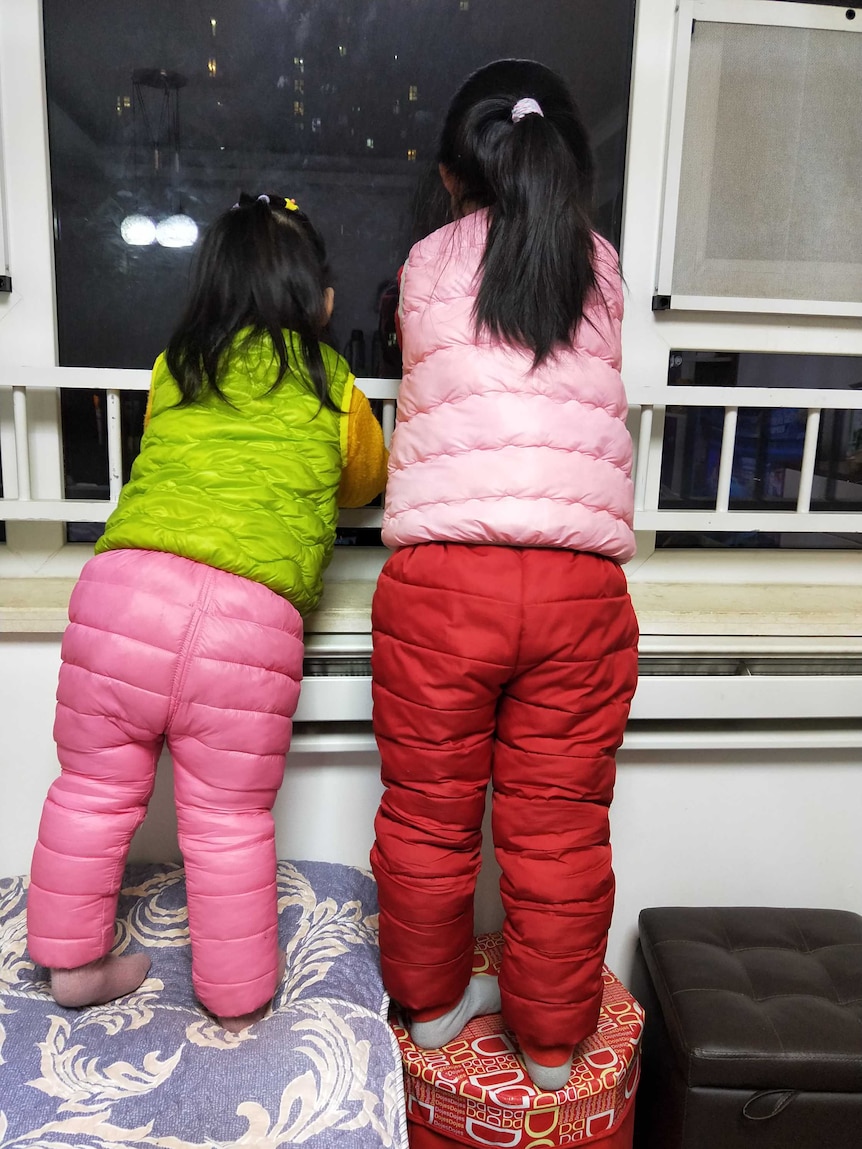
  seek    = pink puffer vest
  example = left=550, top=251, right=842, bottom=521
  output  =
left=381, top=210, right=635, bottom=562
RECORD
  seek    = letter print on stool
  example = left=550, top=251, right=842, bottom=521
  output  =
left=392, top=932, right=644, bottom=1147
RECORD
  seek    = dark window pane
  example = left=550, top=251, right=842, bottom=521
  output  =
left=44, top=0, right=635, bottom=372
left=43, top=0, right=636, bottom=544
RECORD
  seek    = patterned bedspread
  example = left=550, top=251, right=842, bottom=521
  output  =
left=0, top=861, right=408, bottom=1149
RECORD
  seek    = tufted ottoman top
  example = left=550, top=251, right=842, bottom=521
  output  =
left=638, top=906, right=862, bottom=1093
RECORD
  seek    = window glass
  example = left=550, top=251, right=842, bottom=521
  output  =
left=659, top=351, right=862, bottom=550
left=42, top=0, right=636, bottom=540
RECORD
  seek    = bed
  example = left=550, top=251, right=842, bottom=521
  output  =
left=0, top=860, right=409, bottom=1148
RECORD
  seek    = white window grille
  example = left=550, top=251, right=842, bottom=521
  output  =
left=3, top=370, right=862, bottom=538
left=0, top=368, right=398, bottom=528
left=629, top=383, right=862, bottom=535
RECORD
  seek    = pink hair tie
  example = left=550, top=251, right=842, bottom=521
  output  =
left=511, top=97, right=544, bottom=123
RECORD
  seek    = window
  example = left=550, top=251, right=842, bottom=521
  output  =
left=655, top=0, right=862, bottom=316
left=37, top=0, right=637, bottom=543
left=43, top=1, right=634, bottom=376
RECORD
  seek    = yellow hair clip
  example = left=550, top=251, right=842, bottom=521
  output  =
left=284, top=198, right=299, bottom=211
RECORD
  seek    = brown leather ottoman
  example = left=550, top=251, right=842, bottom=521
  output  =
left=631, top=907, right=862, bottom=1148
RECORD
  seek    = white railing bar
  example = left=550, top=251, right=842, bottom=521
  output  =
left=338, top=507, right=384, bottom=530
left=1, top=499, right=113, bottom=522
left=106, top=389, right=123, bottom=501
left=380, top=397, right=396, bottom=447
left=4, top=501, right=856, bottom=532
left=0, top=367, right=402, bottom=399
left=715, top=407, right=738, bottom=513
left=627, top=386, right=862, bottom=411
left=633, top=510, right=862, bottom=532
left=0, top=500, right=384, bottom=526
left=0, top=370, right=859, bottom=410
left=11, top=386, right=31, bottom=502
left=795, top=408, right=822, bottom=515
left=358, top=378, right=400, bottom=401
left=0, top=390, right=16, bottom=499
left=634, top=404, right=653, bottom=512
left=0, top=366, right=152, bottom=391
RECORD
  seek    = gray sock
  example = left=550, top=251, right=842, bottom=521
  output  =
left=521, top=1052, right=574, bottom=1092
left=409, top=974, right=501, bottom=1049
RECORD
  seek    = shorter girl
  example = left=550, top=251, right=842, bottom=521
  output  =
left=371, top=61, right=639, bottom=1090
left=27, top=193, right=387, bottom=1031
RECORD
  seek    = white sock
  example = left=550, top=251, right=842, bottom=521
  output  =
left=409, top=974, right=501, bottom=1049
left=521, top=1051, right=574, bottom=1092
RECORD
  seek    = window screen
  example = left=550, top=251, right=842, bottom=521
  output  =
left=669, top=15, right=862, bottom=307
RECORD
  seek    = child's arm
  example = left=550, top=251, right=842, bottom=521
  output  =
left=337, top=382, right=389, bottom=508
left=143, top=384, right=155, bottom=430
left=142, top=353, right=166, bottom=431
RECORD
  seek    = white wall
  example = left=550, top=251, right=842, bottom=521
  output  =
left=5, top=638, right=861, bottom=984
left=0, top=633, right=385, bottom=878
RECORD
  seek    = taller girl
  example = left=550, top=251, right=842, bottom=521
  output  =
left=371, top=60, right=639, bottom=1091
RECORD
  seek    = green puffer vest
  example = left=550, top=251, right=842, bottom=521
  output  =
left=96, top=331, right=352, bottom=615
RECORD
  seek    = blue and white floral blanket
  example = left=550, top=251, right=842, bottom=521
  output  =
left=0, top=861, right=408, bottom=1148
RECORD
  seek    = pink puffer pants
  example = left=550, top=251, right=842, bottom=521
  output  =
left=27, top=548, right=303, bottom=1017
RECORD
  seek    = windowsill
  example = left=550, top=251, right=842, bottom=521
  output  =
left=0, top=577, right=379, bottom=636
left=3, top=557, right=862, bottom=653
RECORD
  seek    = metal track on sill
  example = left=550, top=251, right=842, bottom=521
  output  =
left=303, top=654, right=862, bottom=678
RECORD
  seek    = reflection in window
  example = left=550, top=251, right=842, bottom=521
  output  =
left=42, top=0, right=636, bottom=541
left=658, top=351, right=862, bottom=550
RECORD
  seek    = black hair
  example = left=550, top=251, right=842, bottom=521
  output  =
left=438, top=59, right=599, bottom=366
left=165, top=193, right=339, bottom=410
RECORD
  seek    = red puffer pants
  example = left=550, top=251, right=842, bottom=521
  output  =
left=370, top=543, right=638, bottom=1066
left=27, top=548, right=303, bottom=1017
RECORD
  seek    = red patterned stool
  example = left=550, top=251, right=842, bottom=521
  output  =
left=391, top=933, right=644, bottom=1149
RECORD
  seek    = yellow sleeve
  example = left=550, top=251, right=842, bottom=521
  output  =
left=143, top=353, right=165, bottom=430
left=337, top=382, right=389, bottom=508
left=143, top=383, right=155, bottom=430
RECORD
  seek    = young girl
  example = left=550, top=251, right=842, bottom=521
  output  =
left=27, top=193, right=387, bottom=1032
left=370, top=60, right=639, bottom=1091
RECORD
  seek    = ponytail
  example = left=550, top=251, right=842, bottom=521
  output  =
left=439, top=60, right=599, bottom=366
